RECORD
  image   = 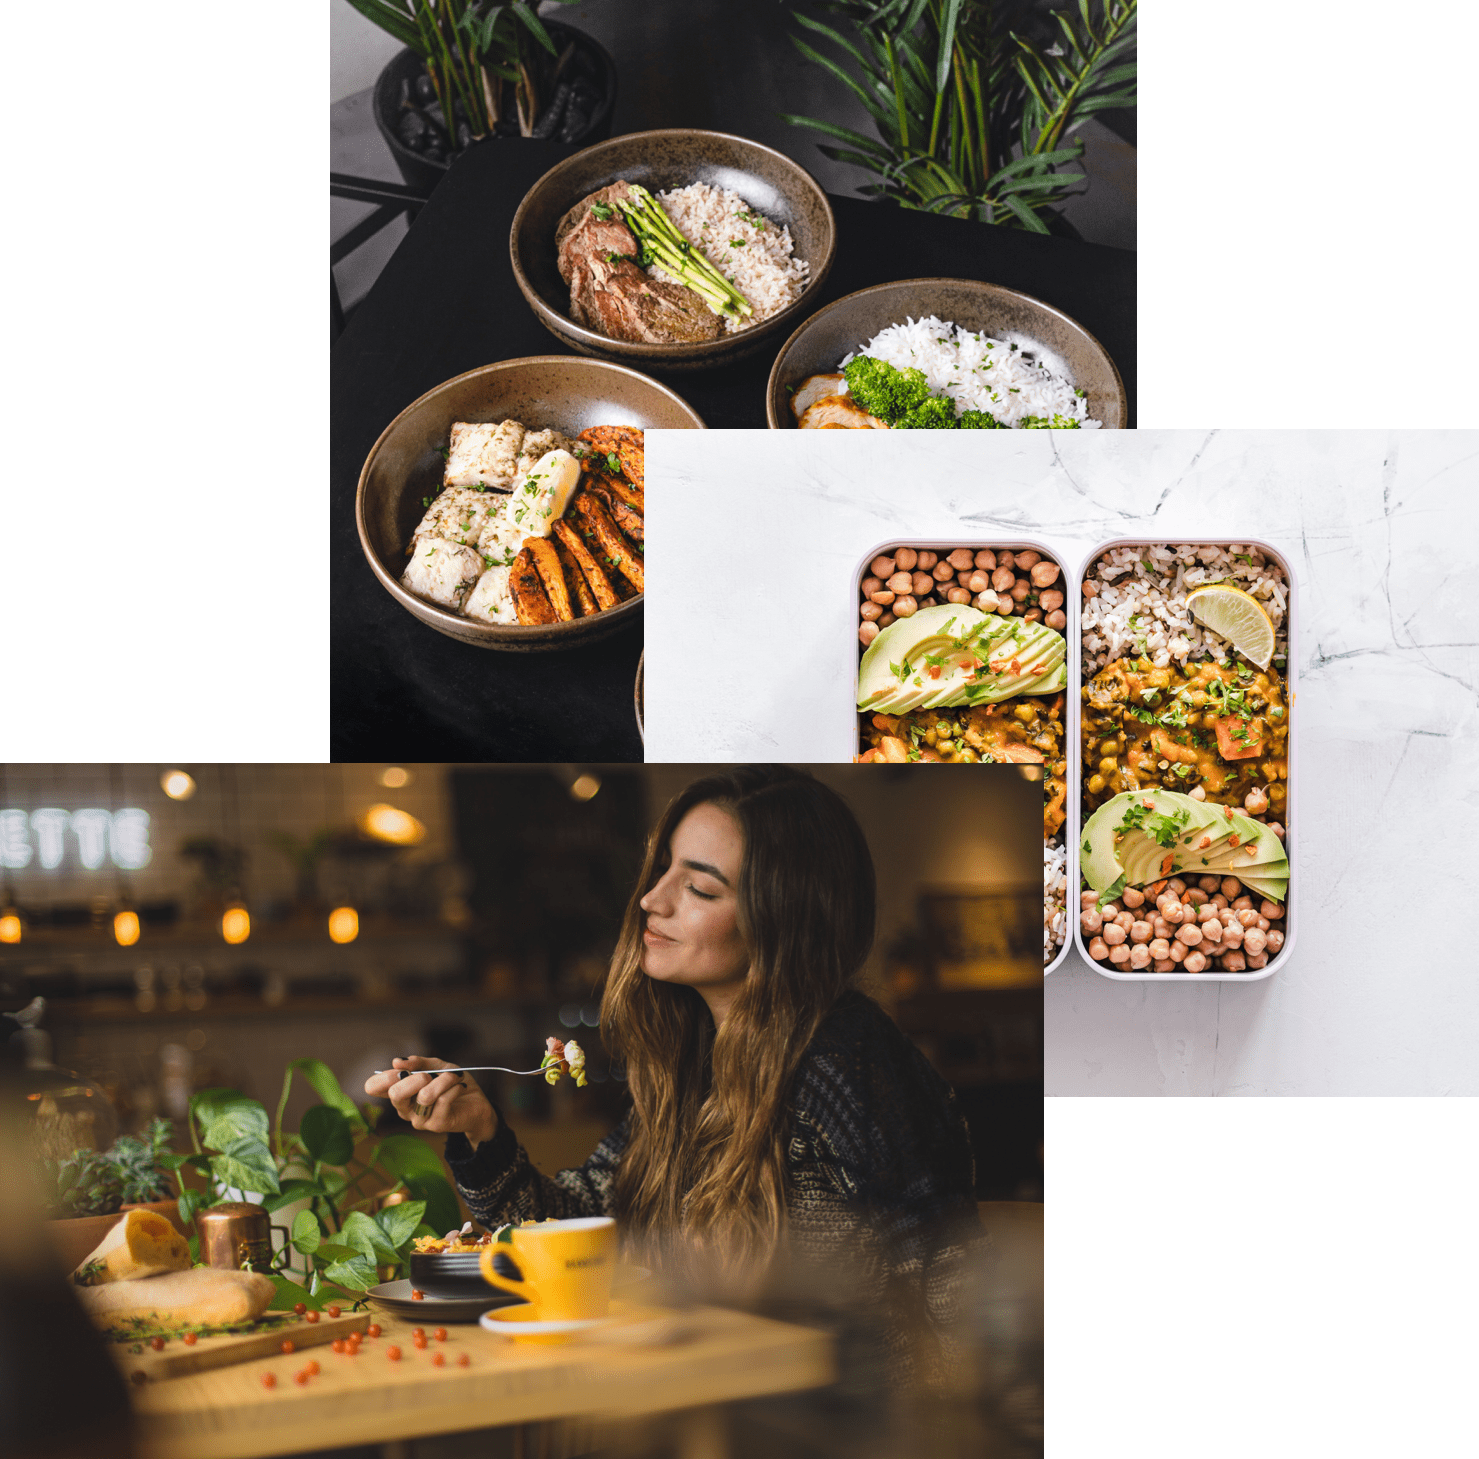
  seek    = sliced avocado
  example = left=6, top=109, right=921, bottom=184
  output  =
left=856, top=605, right=996, bottom=713
left=1236, top=867, right=1289, bottom=902
left=1197, top=815, right=1287, bottom=874
left=1080, top=790, right=1219, bottom=894
left=959, top=620, right=1067, bottom=702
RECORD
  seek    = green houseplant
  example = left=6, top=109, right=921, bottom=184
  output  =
left=164, top=1059, right=461, bottom=1310
left=43, top=1118, right=175, bottom=1218
left=782, top=0, right=1136, bottom=232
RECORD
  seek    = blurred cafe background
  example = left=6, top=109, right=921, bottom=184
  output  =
left=1, top=761, right=1043, bottom=1459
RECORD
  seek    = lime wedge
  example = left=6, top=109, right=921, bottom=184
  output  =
left=1184, top=584, right=1276, bottom=669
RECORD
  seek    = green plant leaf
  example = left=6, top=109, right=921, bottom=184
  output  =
left=341, top=1211, right=398, bottom=1265
left=374, top=1200, right=428, bottom=1252
left=177, top=1187, right=206, bottom=1230
left=340, top=0, right=424, bottom=55
left=300, top=1104, right=355, bottom=1167
left=262, top=1178, right=323, bottom=1214
left=323, top=1254, right=379, bottom=1292
left=210, top=1137, right=281, bottom=1196
left=509, top=2, right=556, bottom=54
left=290, top=1209, right=322, bottom=1255
left=374, top=1136, right=461, bottom=1235
left=287, top=1060, right=366, bottom=1136
left=192, top=1090, right=269, bottom=1151
left=312, top=1242, right=366, bottom=1264
left=999, top=192, right=1051, bottom=232
left=935, top=0, right=964, bottom=94
left=269, top=1272, right=331, bottom=1312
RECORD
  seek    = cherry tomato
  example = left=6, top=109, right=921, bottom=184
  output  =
left=431, top=1352, right=445, bottom=1367
left=434, top=1328, right=447, bottom=1342
left=294, top=1370, right=310, bottom=1386
left=412, top=1289, right=425, bottom=1300
left=150, top=1337, right=165, bottom=1351
left=261, top=1373, right=277, bottom=1389
left=293, top=1303, right=306, bottom=1316
left=305, top=1310, right=320, bottom=1324
left=331, top=1340, right=346, bottom=1354
left=412, top=1327, right=424, bottom=1340
left=387, top=1345, right=402, bottom=1361
left=327, top=1304, right=342, bottom=1318
left=306, top=1360, right=321, bottom=1376
left=366, top=1324, right=382, bottom=1337
left=281, top=1340, right=296, bottom=1355
left=457, top=1353, right=470, bottom=1367
left=183, top=1332, right=198, bottom=1346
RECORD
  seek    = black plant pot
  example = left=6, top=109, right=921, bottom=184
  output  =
left=373, top=25, right=618, bottom=196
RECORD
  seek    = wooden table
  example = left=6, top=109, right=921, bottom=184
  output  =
left=130, top=1304, right=833, bottom=1459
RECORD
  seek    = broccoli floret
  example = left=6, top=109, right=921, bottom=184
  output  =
left=896, top=395, right=960, bottom=430
left=957, top=409, right=1005, bottom=429
left=1018, top=413, right=1082, bottom=429
left=842, top=356, right=933, bottom=424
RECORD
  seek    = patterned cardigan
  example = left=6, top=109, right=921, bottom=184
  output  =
left=444, top=992, right=982, bottom=1371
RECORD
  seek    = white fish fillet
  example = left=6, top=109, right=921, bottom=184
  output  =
left=401, top=537, right=483, bottom=610
left=463, top=566, right=517, bottom=624
left=445, top=420, right=525, bottom=490
left=412, top=487, right=503, bottom=547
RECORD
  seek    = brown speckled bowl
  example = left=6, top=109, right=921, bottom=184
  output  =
left=356, top=357, right=703, bottom=652
left=765, top=279, right=1127, bottom=429
left=511, top=129, right=836, bottom=372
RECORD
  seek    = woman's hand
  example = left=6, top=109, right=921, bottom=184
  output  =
left=363, top=1057, right=497, bottom=1146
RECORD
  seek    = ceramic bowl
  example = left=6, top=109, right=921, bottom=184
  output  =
left=510, top=129, right=836, bottom=372
left=356, top=356, right=702, bottom=652
left=764, top=278, right=1127, bottom=429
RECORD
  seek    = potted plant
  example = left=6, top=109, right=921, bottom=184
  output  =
left=344, top=1, right=619, bottom=194
left=780, top=0, right=1135, bottom=234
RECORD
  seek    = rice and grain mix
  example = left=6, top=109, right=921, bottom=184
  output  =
left=650, top=183, right=809, bottom=333
left=1081, top=544, right=1289, bottom=675
left=1044, top=840, right=1068, bottom=964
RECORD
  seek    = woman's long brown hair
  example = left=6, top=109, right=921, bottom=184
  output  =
left=600, top=766, right=876, bottom=1289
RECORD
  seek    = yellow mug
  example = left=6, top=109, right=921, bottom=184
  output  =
left=479, top=1217, right=617, bottom=1321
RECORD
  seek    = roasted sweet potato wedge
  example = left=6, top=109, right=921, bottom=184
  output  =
left=556, top=539, right=598, bottom=617
left=595, top=486, right=644, bottom=543
left=509, top=548, right=558, bottom=625
left=572, top=491, right=644, bottom=594
left=526, top=538, right=574, bottom=622
left=553, top=519, right=619, bottom=612
left=578, top=425, right=644, bottom=491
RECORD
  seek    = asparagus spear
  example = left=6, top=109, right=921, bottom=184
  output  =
left=616, top=184, right=753, bottom=320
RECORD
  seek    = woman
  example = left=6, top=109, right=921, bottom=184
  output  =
left=365, top=766, right=980, bottom=1364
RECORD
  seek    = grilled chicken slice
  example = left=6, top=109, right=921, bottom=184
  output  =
left=578, top=425, right=645, bottom=491
left=790, top=373, right=847, bottom=420
left=553, top=519, right=619, bottom=611
left=509, top=549, right=558, bottom=626
left=526, top=538, right=574, bottom=622
left=556, top=539, right=598, bottom=617
left=571, top=491, right=643, bottom=594
left=798, top=395, right=889, bottom=429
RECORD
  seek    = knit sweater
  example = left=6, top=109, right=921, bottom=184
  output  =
left=444, top=992, right=982, bottom=1366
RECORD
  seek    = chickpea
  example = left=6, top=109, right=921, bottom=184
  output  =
left=1220, top=878, right=1242, bottom=899
left=1267, top=822, right=1286, bottom=840
left=860, top=602, right=882, bottom=622
left=991, top=566, right=1014, bottom=593
left=1098, top=757, right=1117, bottom=775
left=973, top=591, right=995, bottom=612
left=869, top=589, right=895, bottom=606
left=1245, top=951, right=1268, bottom=969
left=1108, top=943, right=1130, bottom=964
left=997, top=550, right=1015, bottom=569
left=1088, top=936, right=1109, bottom=961
left=1167, top=878, right=1187, bottom=896
left=884, top=571, right=909, bottom=594
left=967, top=570, right=990, bottom=594
left=1011, top=578, right=1032, bottom=603
left=1101, top=923, right=1126, bottom=946
left=1129, top=920, right=1153, bottom=944
left=1232, top=895, right=1253, bottom=911
left=1219, top=949, right=1247, bottom=972
left=860, top=576, right=881, bottom=597
left=994, top=593, right=1015, bottom=615
left=1115, top=911, right=1134, bottom=931
left=893, top=595, right=918, bottom=618
left=1148, top=937, right=1171, bottom=960
left=1081, top=891, right=1100, bottom=909
left=1168, top=940, right=1187, bottom=963
left=955, top=569, right=974, bottom=587
left=1244, top=787, right=1269, bottom=816
left=916, top=551, right=937, bottom=570
left=1087, top=773, right=1106, bottom=794
left=1265, top=929, right=1285, bottom=954
left=1082, top=579, right=1099, bottom=598
left=893, top=547, right=917, bottom=571
left=1121, top=887, right=1145, bottom=909
left=859, top=622, right=879, bottom=646
left=1197, top=875, right=1220, bottom=894
left=946, top=548, right=974, bottom=570
left=1099, top=901, right=1119, bottom=918
left=878, top=611, right=895, bottom=628
left=925, top=561, right=948, bottom=584
left=1081, top=909, right=1103, bottom=934
left=1129, top=943, right=1151, bottom=969
left=1013, top=549, right=1040, bottom=570
left=1201, top=919, right=1222, bottom=944
left=870, top=555, right=895, bottom=578
left=1175, top=924, right=1203, bottom=947
left=911, top=572, right=934, bottom=597
left=1039, top=589, right=1065, bottom=611
left=1260, top=900, right=1284, bottom=921
left=1188, top=784, right=1207, bottom=801
left=1030, top=560, right=1060, bottom=588
left=1161, top=901, right=1185, bottom=925
left=1196, top=906, right=1218, bottom=927
left=1152, top=918, right=1173, bottom=940
left=1185, top=887, right=1208, bottom=906
left=1153, top=959, right=1177, bottom=973
left=974, top=549, right=995, bottom=570
left=1046, top=609, right=1067, bottom=630
left=1025, top=608, right=1044, bottom=622
left=1236, top=909, right=1258, bottom=929
left=1182, top=951, right=1208, bottom=974
left=1243, top=927, right=1267, bottom=956
left=947, top=587, right=972, bottom=604
left=1211, top=894, right=1229, bottom=910
left=1255, top=915, right=1270, bottom=931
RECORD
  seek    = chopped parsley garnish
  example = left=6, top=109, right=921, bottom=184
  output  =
left=590, top=201, right=615, bottom=221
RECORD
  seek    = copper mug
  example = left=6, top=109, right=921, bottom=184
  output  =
left=197, top=1201, right=289, bottom=1273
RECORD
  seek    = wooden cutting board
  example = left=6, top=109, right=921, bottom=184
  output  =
left=110, top=1309, right=370, bottom=1384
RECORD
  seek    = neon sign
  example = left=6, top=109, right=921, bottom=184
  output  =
left=0, top=809, right=152, bottom=871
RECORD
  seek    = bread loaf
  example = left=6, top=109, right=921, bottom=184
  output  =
left=76, top=1266, right=275, bottom=1332
left=72, top=1208, right=191, bottom=1286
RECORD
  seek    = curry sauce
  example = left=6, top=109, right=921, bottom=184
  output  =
left=1081, top=658, right=1288, bottom=813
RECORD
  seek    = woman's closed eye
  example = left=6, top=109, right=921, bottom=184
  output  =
left=686, top=882, right=718, bottom=901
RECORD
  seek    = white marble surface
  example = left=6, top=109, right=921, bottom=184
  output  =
left=646, top=429, right=1479, bottom=1095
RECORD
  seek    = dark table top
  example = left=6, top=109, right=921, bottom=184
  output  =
left=332, top=140, right=1135, bottom=761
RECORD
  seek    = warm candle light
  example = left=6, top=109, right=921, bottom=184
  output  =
left=327, top=906, right=359, bottom=944
left=161, top=770, right=196, bottom=800
left=358, top=804, right=425, bottom=845
left=113, top=909, right=140, bottom=946
left=221, top=904, right=251, bottom=944
left=570, top=774, right=601, bottom=802
left=0, top=912, right=20, bottom=944
left=379, top=767, right=411, bottom=788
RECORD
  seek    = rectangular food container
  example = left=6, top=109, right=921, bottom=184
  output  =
left=1070, top=537, right=1298, bottom=983
left=849, top=536, right=1077, bottom=977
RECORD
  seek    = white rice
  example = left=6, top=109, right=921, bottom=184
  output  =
left=649, top=183, right=809, bottom=334
left=1044, top=838, right=1068, bottom=965
left=840, top=316, right=1099, bottom=428
left=1081, top=544, right=1289, bottom=675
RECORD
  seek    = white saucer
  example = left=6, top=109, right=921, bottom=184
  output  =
left=479, top=1302, right=622, bottom=1338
